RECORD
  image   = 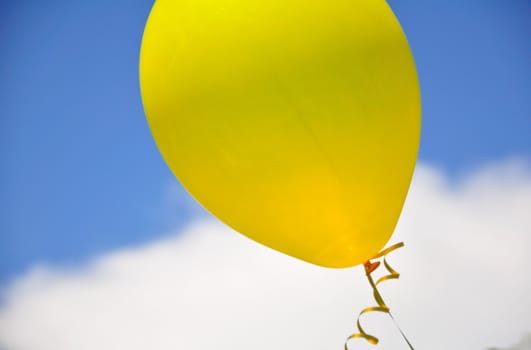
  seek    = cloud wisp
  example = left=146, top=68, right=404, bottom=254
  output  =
left=1, top=159, right=530, bottom=350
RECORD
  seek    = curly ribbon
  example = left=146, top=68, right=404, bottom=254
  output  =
left=344, top=242, right=415, bottom=350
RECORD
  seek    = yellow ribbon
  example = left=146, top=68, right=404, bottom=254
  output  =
left=344, top=242, right=414, bottom=349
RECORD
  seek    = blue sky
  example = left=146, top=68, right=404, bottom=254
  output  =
left=1, top=0, right=530, bottom=286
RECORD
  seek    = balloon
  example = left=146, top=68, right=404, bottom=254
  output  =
left=140, top=0, right=420, bottom=268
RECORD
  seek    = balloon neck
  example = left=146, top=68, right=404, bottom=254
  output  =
left=364, top=260, right=380, bottom=275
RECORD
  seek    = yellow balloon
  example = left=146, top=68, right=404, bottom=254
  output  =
left=140, top=0, right=420, bottom=268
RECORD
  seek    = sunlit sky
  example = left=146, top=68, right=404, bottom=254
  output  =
left=1, top=1, right=530, bottom=349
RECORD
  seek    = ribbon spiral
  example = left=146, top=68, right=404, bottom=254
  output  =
left=344, top=242, right=414, bottom=349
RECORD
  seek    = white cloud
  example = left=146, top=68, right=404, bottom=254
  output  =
left=1, top=159, right=530, bottom=350
left=488, top=334, right=531, bottom=350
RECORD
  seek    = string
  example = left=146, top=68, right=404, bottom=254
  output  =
left=344, top=242, right=415, bottom=349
